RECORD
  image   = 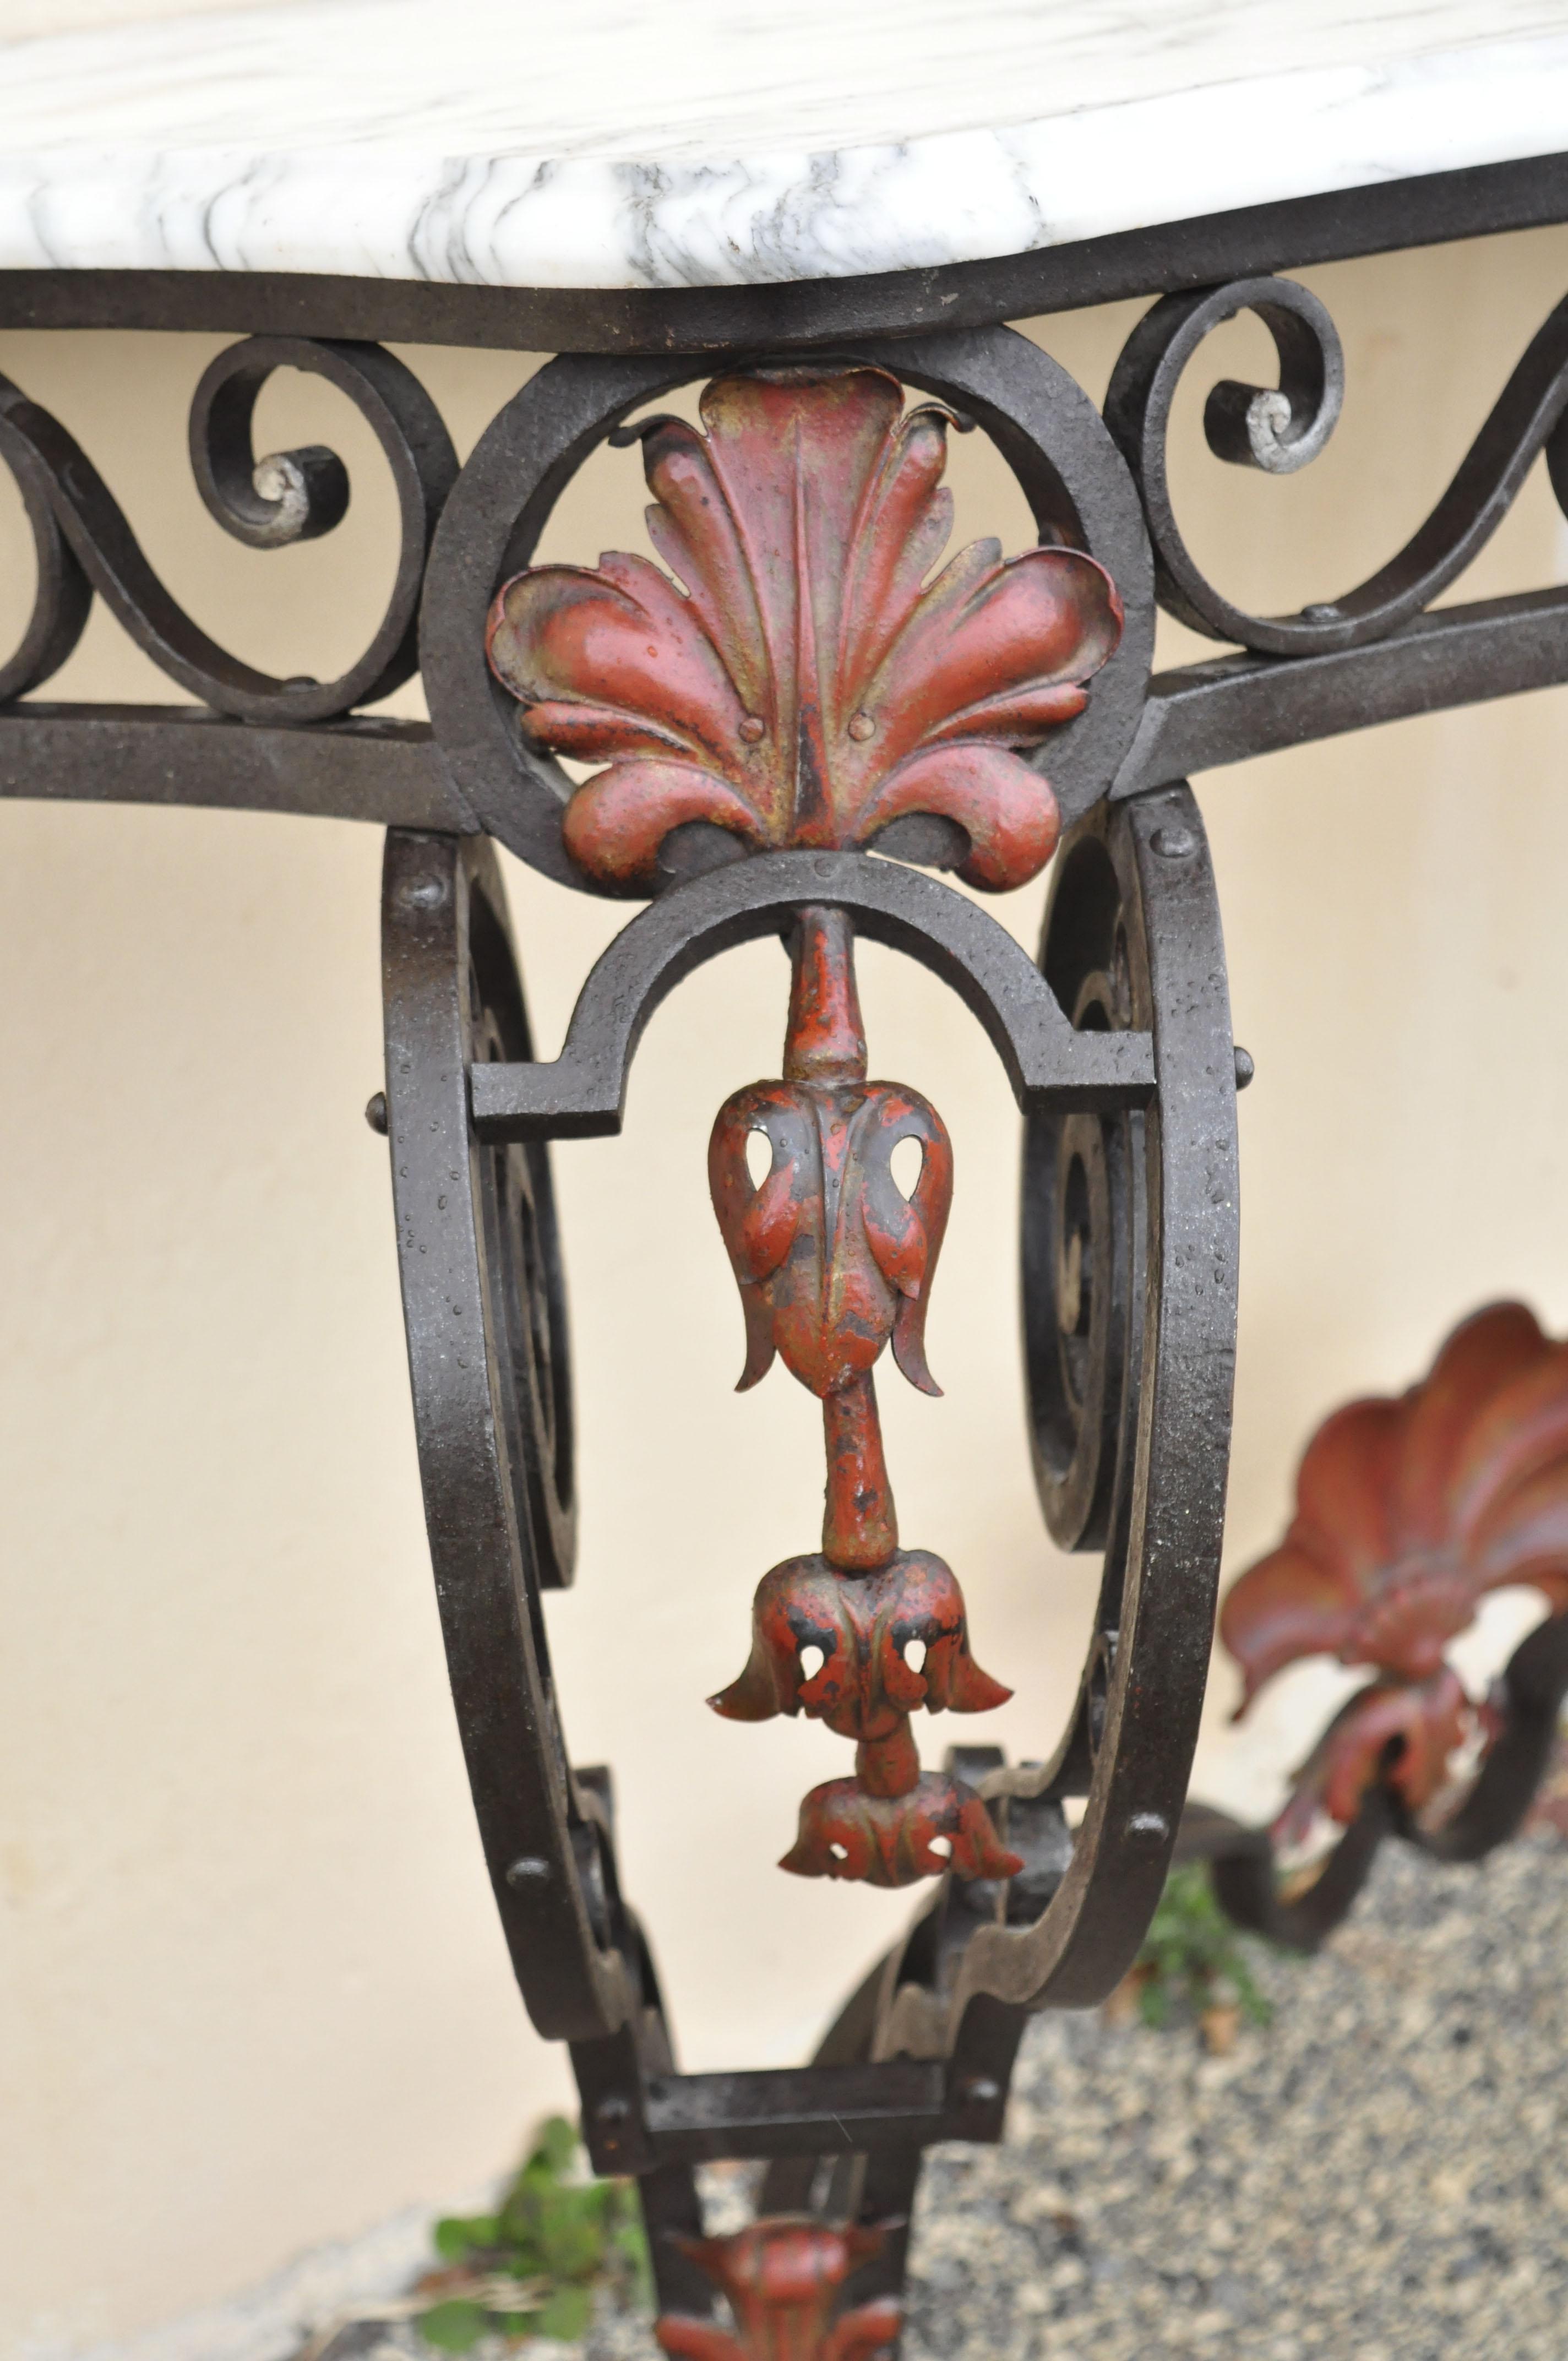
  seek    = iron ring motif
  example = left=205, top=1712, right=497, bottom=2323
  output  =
left=418, top=322, right=1156, bottom=891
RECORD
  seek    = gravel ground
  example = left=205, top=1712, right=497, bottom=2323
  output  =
left=900, top=1835, right=1568, bottom=2361
left=328, top=1832, right=1568, bottom=2361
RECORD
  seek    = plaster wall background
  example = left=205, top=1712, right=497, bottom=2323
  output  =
left=2, top=224, right=1567, bottom=2349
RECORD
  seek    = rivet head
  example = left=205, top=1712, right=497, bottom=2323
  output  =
left=1151, top=825, right=1196, bottom=860
left=965, top=2076, right=1001, bottom=2106
left=400, top=874, right=448, bottom=910
left=738, top=715, right=766, bottom=744
left=847, top=710, right=876, bottom=742
left=505, top=1854, right=552, bottom=1889
left=364, top=1090, right=388, bottom=1135
left=1234, top=1045, right=1256, bottom=1091
left=595, top=2095, right=631, bottom=2125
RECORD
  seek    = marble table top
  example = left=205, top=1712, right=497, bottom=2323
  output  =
left=1, top=0, right=1566, bottom=292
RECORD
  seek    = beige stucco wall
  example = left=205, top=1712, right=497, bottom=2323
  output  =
left=4, top=222, right=1568, bottom=2349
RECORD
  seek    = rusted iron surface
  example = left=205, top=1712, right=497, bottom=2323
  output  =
left=1222, top=1301, right=1568, bottom=1836
left=707, top=906, right=1017, bottom=1886
left=656, top=2217, right=901, bottom=2361
left=486, top=367, right=1120, bottom=891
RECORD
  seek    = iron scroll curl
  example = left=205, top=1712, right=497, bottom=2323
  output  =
left=1104, top=271, right=1568, bottom=657
left=0, top=335, right=457, bottom=719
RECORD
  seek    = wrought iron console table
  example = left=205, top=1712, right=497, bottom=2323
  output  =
left=7, top=1, right=1568, bottom=2349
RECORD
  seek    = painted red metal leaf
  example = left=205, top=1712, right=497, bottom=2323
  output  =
left=1273, top=1667, right=1469, bottom=1844
left=656, top=2219, right=900, bottom=2361
left=487, top=368, right=1121, bottom=891
left=1222, top=1302, right=1568, bottom=1705
left=710, top=1548, right=1011, bottom=1740
left=782, top=1770, right=1023, bottom=1886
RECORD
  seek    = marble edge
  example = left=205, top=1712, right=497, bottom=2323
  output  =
left=2, top=31, right=1568, bottom=290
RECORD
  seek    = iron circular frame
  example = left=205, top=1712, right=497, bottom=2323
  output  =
left=418, top=324, right=1155, bottom=892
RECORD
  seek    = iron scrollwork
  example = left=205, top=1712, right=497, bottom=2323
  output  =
left=0, top=333, right=456, bottom=718
left=371, top=327, right=1244, bottom=2355
left=8, top=276, right=1568, bottom=824
left=1104, top=271, right=1568, bottom=657
left=487, top=361, right=1123, bottom=1898
left=8, top=255, right=1568, bottom=2358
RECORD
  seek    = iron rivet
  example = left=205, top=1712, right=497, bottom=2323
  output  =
left=595, top=2095, right=631, bottom=2124
left=738, top=715, right=765, bottom=744
left=364, top=1090, right=388, bottom=1135
left=1233, top=1046, right=1255, bottom=1091
left=401, top=875, right=448, bottom=910
left=505, top=1854, right=552, bottom=1888
left=1302, top=601, right=1339, bottom=622
left=1151, top=825, right=1195, bottom=859
left=1126, top=1810, right=1168, bottom=1842
left=965, top=2077, right=1001, bottom=2106
left=848, top=710, right=875, bottom=741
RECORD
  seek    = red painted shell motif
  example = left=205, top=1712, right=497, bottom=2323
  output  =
left=486, top=368, right=1123, bottom=891
left=1222, top=1302, right=1568, bottom=1830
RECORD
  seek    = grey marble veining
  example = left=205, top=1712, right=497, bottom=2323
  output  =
left=0, top=0, right=1565, bottom=289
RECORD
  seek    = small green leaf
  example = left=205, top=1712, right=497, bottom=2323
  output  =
left=1133, top=1864, right=1282, bottom=2032
left=533, top=2115, right=579, bottom=2177
left=433, top=2214, right=498, bottom=2261
left=536, top=2203, right=603, bottom=2281
left=538, top=2282, right=593, bottom=2341
left=418, top=2299, right=489, bottom=2352
left=497, top=2234, right=547, bottom=2278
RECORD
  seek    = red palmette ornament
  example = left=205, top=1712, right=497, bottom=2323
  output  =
left=484, top=365, right=1117, bottom=1890
left=656, top=2218, right=901, bottom=2361
left=1222, top=1302, right=1568, bottom=1842
left=486, top=366, right=1120, bottom=892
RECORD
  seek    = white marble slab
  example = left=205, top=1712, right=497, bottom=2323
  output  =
left=0, top=0, right=1565, bottom=290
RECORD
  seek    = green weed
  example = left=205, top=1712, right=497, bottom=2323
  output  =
left=416, top=2116, right=651, bottom=2351
left=1133, top=1865, right=1275, bottom=2034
